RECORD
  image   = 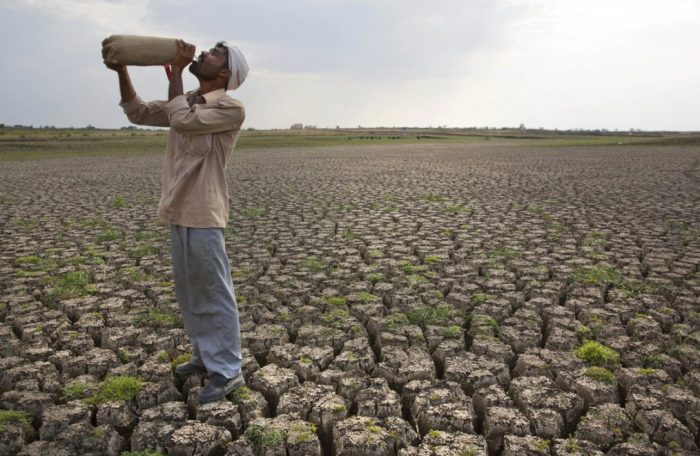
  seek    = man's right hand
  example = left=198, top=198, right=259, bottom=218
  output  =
left=102, top=44, right=126, bottom=72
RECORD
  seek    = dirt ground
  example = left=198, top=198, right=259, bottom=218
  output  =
left=0, top=143, right=698, bottom=455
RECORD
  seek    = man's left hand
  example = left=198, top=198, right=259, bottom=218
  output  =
left=171, top=39, right=195, bottom=72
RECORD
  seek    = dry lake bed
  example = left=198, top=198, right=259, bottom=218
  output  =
left=0, top=142, right=699, bottom=455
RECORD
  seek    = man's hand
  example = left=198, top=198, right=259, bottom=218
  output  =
left=171, top=39, right=195, bottom=72
left=102, top=43, right=126, bottom=73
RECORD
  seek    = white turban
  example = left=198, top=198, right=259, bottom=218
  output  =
left=220, top=42, right=248, bottom=91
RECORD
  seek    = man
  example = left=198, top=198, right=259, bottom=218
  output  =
left=104, top=39, right=249, bottom=403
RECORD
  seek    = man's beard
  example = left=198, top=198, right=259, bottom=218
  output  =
left=189, top=62, right=217, bottom=81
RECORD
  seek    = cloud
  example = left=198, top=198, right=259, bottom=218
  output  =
left=1, top=0, right=699, bottom=130
left=7, top=0, right=153, bottom=32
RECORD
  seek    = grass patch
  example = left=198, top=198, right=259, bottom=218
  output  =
left=470, top=314, right=500, bottom=335
left=616, top=280, right=656, bottom=298
left=242, top=207, right=264, bottom=218
left=355, top=292, right=379, bottom=303
left=111, top=196, right=126, bottom=209
left=14, top=255, right=42, bottom=266
left=137, top=308, right=182, bottom=329
left=407, top=305, right=466, bottom=329
left=570, top=264, right=621, bottom=286
left=423, top=255, right=441, bottom=264
left=168, top=353, right=192, bottom=368
left=230, top=386, right=252, bottom=404
left=303, top=258, right=324, bottom=271
left=245, top=424, right=284, bottom=449
left=83, top=376, right=144, bottom=405
left=584, top=366, right=616, bottom=384
left=575, top=340, right=620, bottom=368
left=444, top=204, right=473, bottom=214
left=0, top=409, right=33, bottom=434
left=427, top=429, right=444, bottom=439
left=321, top=309, right=351, bottom=326
left=489, top=247, right=519, bottom=261
left=471, top=293, right=495, bottom=304
left=442, top=325, right=462, bottom=339
left=45, top=269, right=95, bottom=304
left=580, top=230, right=609, bottom=249
left=128, top=244, right=159, bottom=260
left=232, top=267, right=255, bottom=279
left=96, top=228, right=122, bottom=243
left=64, top=380, right=89, bottom=400
left=385, top=312, right=411, bottom=329
left=118, top=266, right=154, bottom=283
left=366, top=272, right=384, bottom=284
left=324, top=296, right=347, bottom=307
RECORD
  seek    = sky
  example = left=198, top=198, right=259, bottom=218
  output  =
left=1, top=0, right=699, bottom=131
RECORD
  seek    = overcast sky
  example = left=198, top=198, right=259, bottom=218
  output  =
left=1, top=0, right=699, bottom=131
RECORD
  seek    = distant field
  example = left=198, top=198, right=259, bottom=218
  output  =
left=1, top=126, right=699, bottom=161
left=0, top=142, right=698, bottom=454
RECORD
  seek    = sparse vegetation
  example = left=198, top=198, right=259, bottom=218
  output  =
left=570, top=264, right=621, bottom=286
left=245, top=424, right=284, bottom=449
left=0, top=409, right=33, bottom=434
left=83, top=375, right=145, bottom=405
left=575, top=341, right=620, bottom=368
left=44, top=269, right=95, bottom=304
left=584, top=366, right=616, bottom=384
left=111, top=196, right=127, bottom=209
left=407, top=304, right=466, bottom=329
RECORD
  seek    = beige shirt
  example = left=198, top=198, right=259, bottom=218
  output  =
left=121, top=89, right=245, bottom=228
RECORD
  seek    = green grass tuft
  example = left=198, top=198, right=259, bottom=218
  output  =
left=407, top=305, right=466, bottom=329
left=137, top=308, right=182, bottom=329
left=584, top=366, right=616, bottom=384
left=575, top=340, right=620, bottom=368
left=303, top=258, right=324, bottom=271
left=324, top=296, right=347, bottom=306
left=171, top=353, right=192, bottom=368
left=111, top=196, right=127, bottom=209
left=355, top=292, right=379, bottom=303
left=0, top=409, right=33, bottom=434
left=128, top=244, right=159, bottom=260
left=245, top=424, right=284, bottom=449
left=45, top=269, right=95, bottom=304
left=83, top=376, right=144, bottom=405
left=570, top=264, right=621, bottom=286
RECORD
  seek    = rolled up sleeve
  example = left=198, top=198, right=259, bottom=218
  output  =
left=164, top=95, right=244, bottom=134
left=120, top=95, right=170, bottom=127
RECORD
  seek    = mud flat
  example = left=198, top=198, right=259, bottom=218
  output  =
left=0, top=142, right=698, bottom=455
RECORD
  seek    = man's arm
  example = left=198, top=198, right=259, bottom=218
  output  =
left=169, top=40, right=195, bottom=101
left=104, top=61, right=170, bottom=127
left=115, top=66, right=136, bottom=104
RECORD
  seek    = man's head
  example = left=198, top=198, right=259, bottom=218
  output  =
left=189, top=42, right=248, bottom=91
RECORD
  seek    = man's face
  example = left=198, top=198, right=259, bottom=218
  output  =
left=189, top=45, right=228, bottom=80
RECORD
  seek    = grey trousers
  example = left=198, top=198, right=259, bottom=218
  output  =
left=170, top=225, right=242, bottom=378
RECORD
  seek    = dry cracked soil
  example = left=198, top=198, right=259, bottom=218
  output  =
left=0, top=142, right=699, bottom=456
